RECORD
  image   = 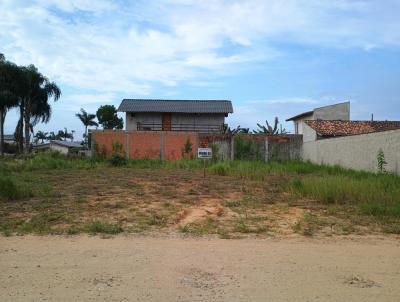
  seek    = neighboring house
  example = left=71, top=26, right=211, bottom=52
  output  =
left=118, top=99, right=233, bottom=133
left=286, top=102, right=350, bottom=134
left=50, top=140, right=83, bottom=155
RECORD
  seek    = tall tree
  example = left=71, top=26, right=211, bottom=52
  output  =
left=18, top=65, right=61, bottom=152
left=0, top=54, right=19, bottom=155
left=96, top=105, right=123, bottom=129
left=76, top=108, right=98, bottom=146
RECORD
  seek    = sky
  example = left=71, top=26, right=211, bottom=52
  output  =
left=1, top=0, right=400, bottom=139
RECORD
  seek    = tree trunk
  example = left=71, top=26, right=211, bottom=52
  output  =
left=18, top=103, right=24, bottom=153
left=85, top=125, right=88, bottom=146
left=24, top=108, right=30, bottom=153
left=0, top=108, right=4, bottom=156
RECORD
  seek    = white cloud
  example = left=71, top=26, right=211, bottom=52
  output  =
left=1, top=0, right=400, bottom=134
left=1, top=0, right=399, bottom=98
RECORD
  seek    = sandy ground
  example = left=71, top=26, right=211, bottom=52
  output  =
left=1, top=235, right=400, bottom=302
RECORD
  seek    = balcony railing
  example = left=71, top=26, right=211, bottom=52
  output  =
left=137, top=123, right=225, bottom=133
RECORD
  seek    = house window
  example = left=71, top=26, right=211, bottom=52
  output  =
left=295, top=122, right=299, bottom=134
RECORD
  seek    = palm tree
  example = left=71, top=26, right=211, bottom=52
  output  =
left=34, top=130, right=48, bottom=144
left=76, top=108, right=98, bottom=146
left=47, top=131, right=56, bottom=141
left=253, top=117, right=288, bottom=135
left=0, top=55, right=19, bottom=155
left=57, top=128, right=73, bottom=141
left=18, top=65, right=61, bottom=152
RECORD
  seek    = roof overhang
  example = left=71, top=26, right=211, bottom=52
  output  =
left=286, top=110, right=313, bottom=122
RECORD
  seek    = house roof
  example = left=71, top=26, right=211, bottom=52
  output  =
left=118, top=99, right=233, bottom=114
left=51, top=140, right=83, bottom=148
left=305, top=120, right=400, bottom=137
left=285, top=110, right=313, bottom=122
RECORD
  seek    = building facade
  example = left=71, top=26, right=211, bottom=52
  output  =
left=118, top=99, right=233, bottom=133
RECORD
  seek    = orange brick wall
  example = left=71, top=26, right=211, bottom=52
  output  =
left=92, top=131, right=198, bottom=160
left=164, top=132, right=197, bottom=160
left=129, top=132, right=161, bottom=159
left=92, top=130, right=127, bottom=156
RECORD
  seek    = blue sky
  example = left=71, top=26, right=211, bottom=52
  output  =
left=1, top=0, right=400, bottom=139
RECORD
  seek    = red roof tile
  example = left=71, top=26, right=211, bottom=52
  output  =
left=305, top=120, right=400, bottom=136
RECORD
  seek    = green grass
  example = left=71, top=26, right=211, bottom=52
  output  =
left=291, top=175, right=400, bottom=218
left=86, top=220, right=123, bottom=234
left=0, top=175, right=33, bottom=201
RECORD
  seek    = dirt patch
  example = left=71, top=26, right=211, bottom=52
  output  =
left=1, top=236, right=399, bottom=302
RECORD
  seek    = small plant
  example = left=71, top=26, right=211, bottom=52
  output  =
left=86, top=220, right=123, bottom=234
left=110, top=141, right=127, bottom=166
left=181, top=137, right=193, bottom=159
left=377, top=149, right=387, bottom=173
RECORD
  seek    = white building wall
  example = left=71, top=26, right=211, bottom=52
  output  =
left=50, top=143, right=69, bottom=155
left=303, top=129, right=400, bottom=174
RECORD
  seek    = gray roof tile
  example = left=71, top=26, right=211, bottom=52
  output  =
left=118, top=99, right=233, bottom=114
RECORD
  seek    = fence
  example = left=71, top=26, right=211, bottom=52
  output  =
left=91, top=130, right=302, bottom=162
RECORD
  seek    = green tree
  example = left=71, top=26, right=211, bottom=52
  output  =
left=96, top=105, right=123, bottom=129
left=57, top=128, right=73, bottom=141
left=76, top=108, right=98, bottom=146
left=18, top=65, right=61, bottom=152
left=253, top=117, right=288, bottom=135
left=0, top=54, right=19, bottom=155
left=34, top=130, right=48, bottom=144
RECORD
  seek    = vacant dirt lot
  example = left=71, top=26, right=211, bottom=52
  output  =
left=1, top=235, right=399, bottom=302
left=1, top=166, right=396, bottom=236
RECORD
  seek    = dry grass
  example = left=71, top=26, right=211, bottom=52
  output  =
left=0, top=156, right=399, bottom=237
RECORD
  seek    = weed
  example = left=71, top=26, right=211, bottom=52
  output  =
left=180, top=218, right=218, bottom=235
left=224, top=200, right=241, bottom=207
left=86, top=220, right=123, bottom=234
left=234, top=218, right=251, bottom=233
left=66, top=226, right=80, bottom=235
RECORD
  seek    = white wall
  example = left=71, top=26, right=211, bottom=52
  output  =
left=50, top=143, right=69, bottom=155
left=303, top=129, right=400, bottom=174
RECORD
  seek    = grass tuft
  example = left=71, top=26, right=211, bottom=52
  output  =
left=86, top=220, right=123, bottom=234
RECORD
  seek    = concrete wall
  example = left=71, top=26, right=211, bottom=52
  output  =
left=125, top=112, right=225, bottom=131
left=266, top=135, right=303, bottom=161
left=313, top=102, right=350, bottom=120
left=292, top=102, right=350, bottom=134
left=303, top=129, right=400, bottom=174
